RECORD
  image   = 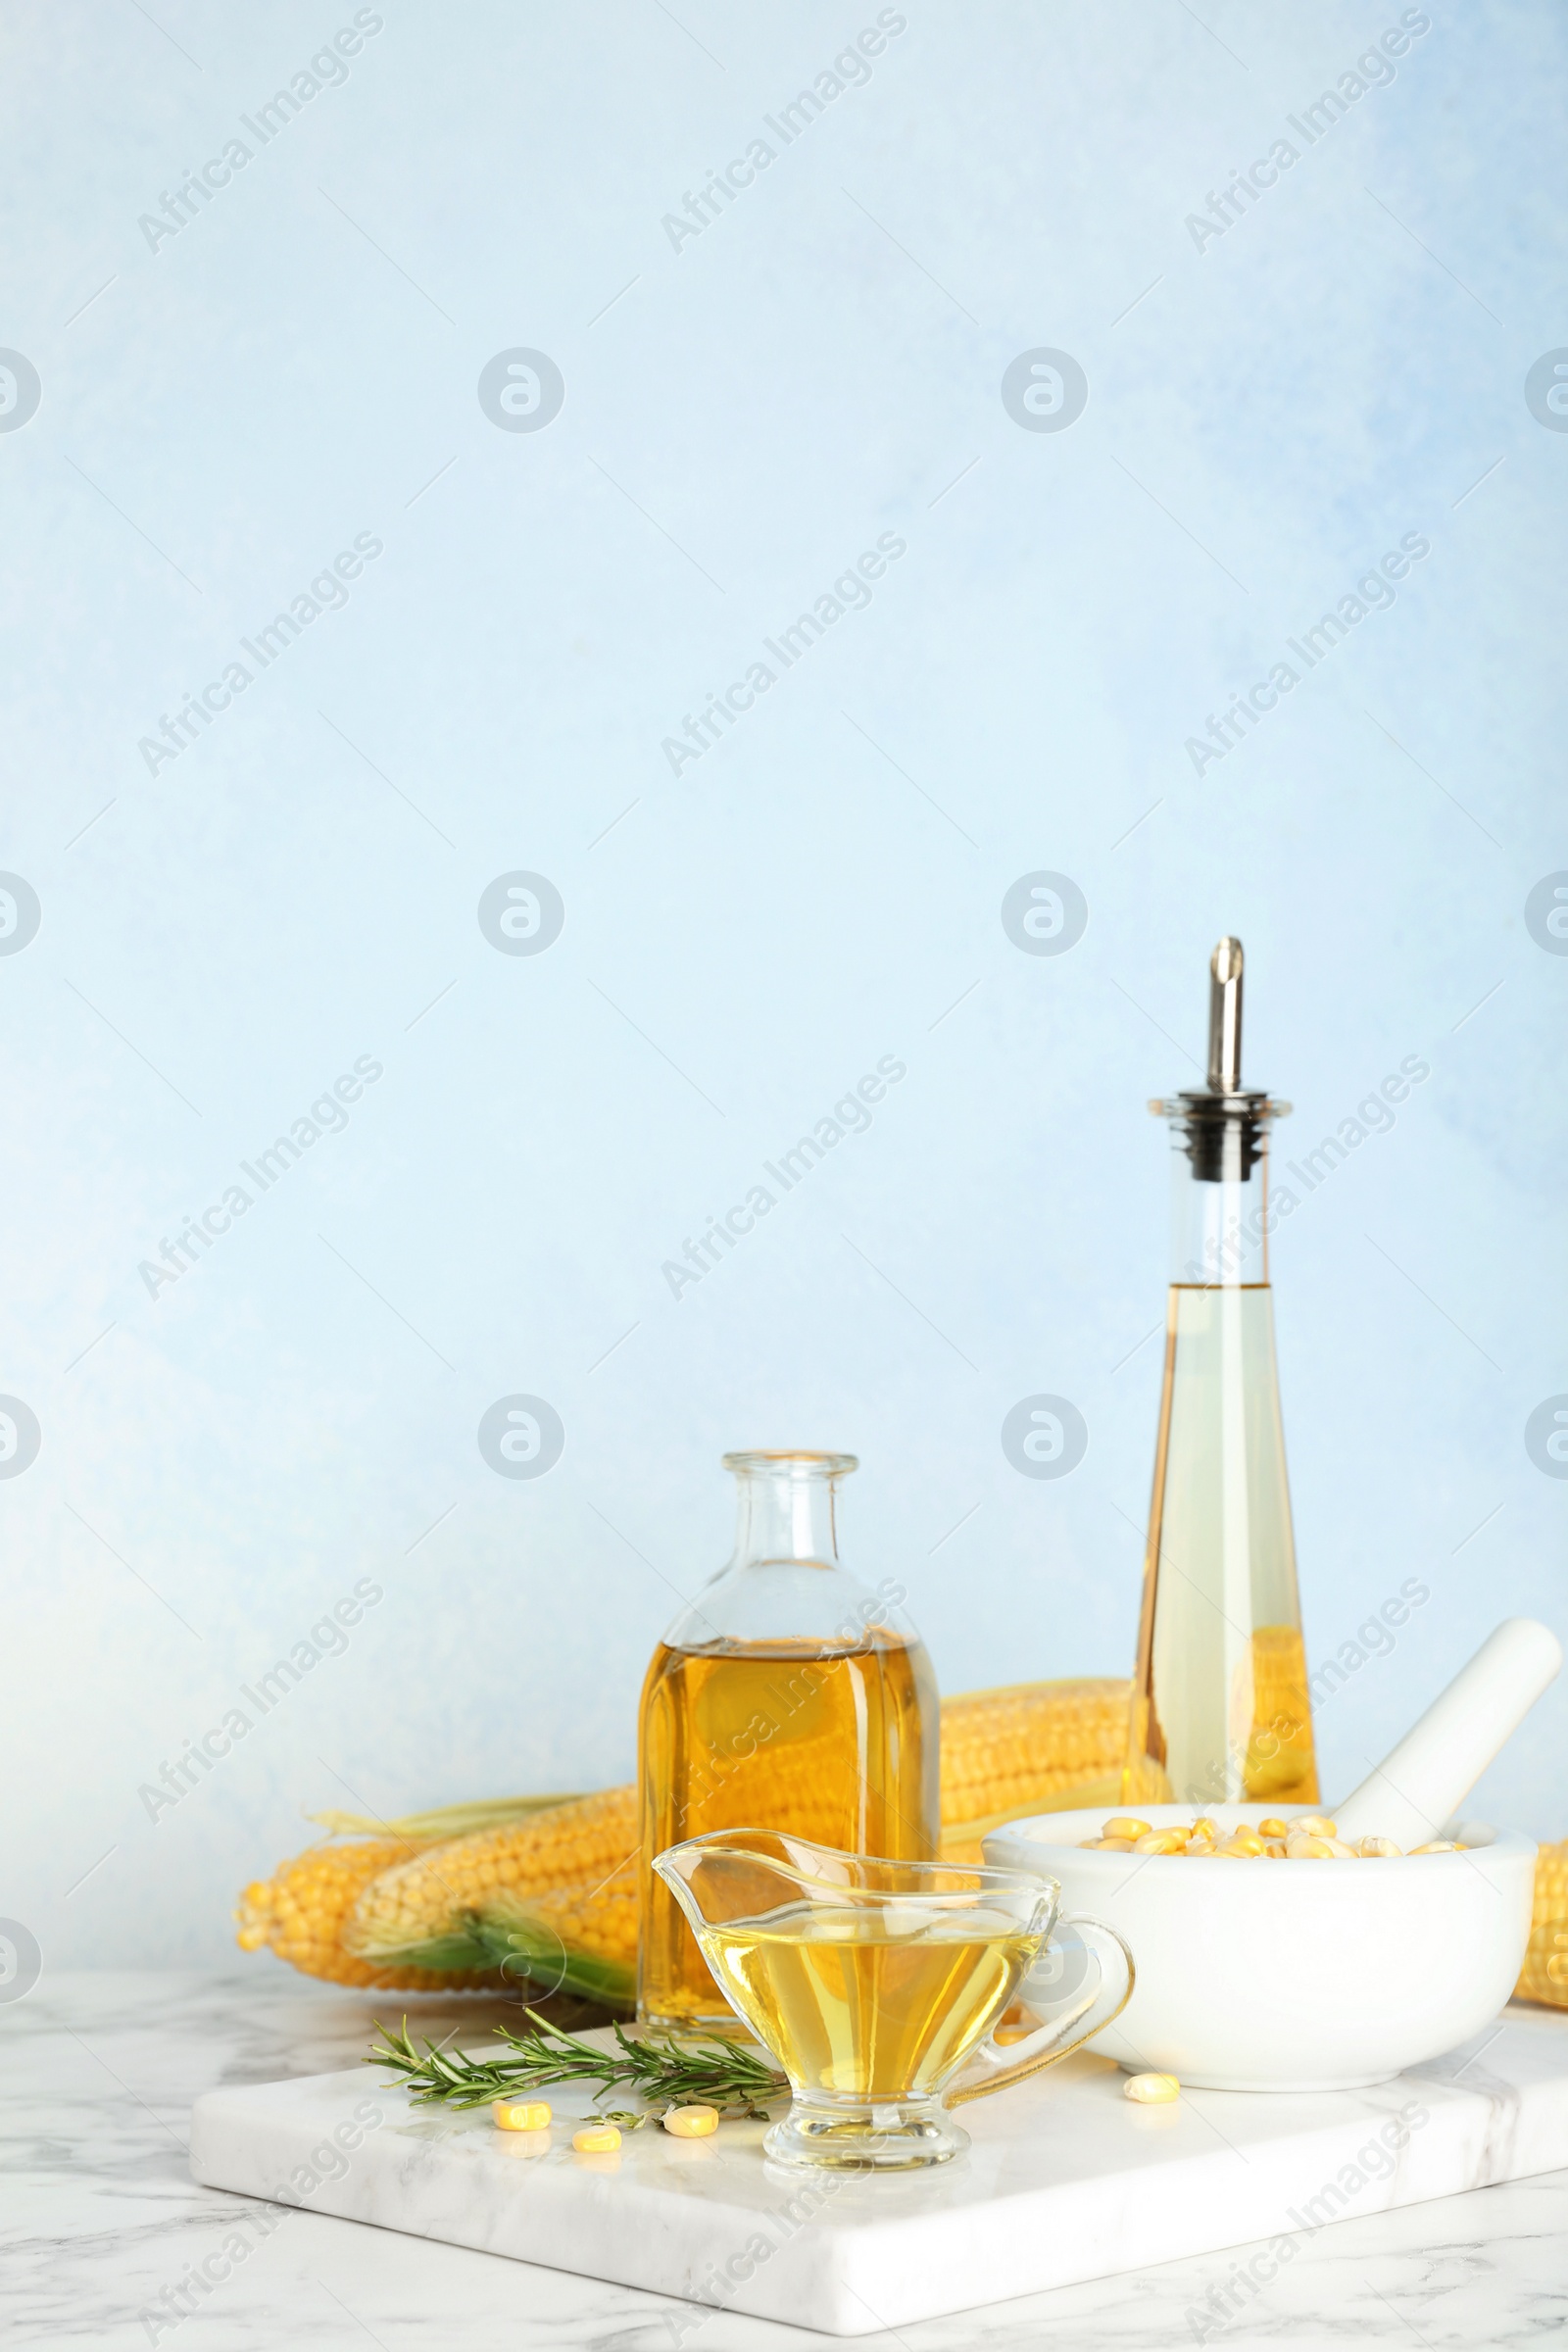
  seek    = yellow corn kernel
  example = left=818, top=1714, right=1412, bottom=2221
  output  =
left=1133, top=1830, right=1188, bottom=1854
left=1102, top=1818, right=1152, bottom=1841
left=1409, top=1840, right=1460, bottom=1854
left=1285, top=1835, right=1336, bottom=1858
left=1217, top=1833, right=1266, bottom=1857
left=493, top=2099, right=552, bottom=2132
left=662, top=2105, right=719, bottom=2138
left=1263, top=1841, right=1288, bottom=1857
left=1356, top=1837, right=1401, bottom=1858
left=573, top=2124, right=621, bottom=2154
left=1189, top=1818, right=1218, bottom=1841
left=1257, top=1818, right=1288, bottom=1838
left=1123, top=2073, right=1179, bottom=2103
left=1182, top=1839, right=1216, bottom=1857
left=1287, top=1816, right=1338, bottom=1839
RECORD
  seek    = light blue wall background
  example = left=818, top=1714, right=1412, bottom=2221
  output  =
left=3, top=0, right=1564, bottom=1970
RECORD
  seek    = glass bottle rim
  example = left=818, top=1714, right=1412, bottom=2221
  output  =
left=721, top=1448, right=858, bottom=1478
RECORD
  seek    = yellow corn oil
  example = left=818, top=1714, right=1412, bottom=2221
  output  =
left=692, top=1898, right=1034, bottom=2101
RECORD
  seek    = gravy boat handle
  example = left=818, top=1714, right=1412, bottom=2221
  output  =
left=947, top=1913, right=1135, bottom=2107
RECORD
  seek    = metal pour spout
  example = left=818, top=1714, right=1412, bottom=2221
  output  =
left=1207, top=936, right=1244, bottom=1095
left=1149, top=937, right=1288, bottom=1174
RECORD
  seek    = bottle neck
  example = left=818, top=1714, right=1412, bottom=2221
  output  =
left=1168, top=1117, right=1273, bottom=1287
left=732, top=1466, right=843, bottom=1570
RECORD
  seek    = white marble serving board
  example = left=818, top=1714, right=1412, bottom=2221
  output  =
left=188, top=2006, right=1568, bottom=2337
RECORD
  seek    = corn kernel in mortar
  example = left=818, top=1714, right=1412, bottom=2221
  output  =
left=1090, top=1816, right=1443, bottom=1860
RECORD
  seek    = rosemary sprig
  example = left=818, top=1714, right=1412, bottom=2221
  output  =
left=368, top=2008, right=786, bottom=2121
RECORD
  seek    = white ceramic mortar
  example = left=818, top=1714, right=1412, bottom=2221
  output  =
left=985, top=1806, right=1537, bottom=2091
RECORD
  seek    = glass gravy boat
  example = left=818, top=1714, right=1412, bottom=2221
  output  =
left=654, top=1828, right=1133, bottom=2169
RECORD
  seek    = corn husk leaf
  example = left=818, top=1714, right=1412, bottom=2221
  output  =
left=307, top=1793, right=589, bottom=1841
left=362, top=1893, right=636, bottom=2013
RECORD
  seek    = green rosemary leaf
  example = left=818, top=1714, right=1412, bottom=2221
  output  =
left=368, top=2010, right=787, bottom=2118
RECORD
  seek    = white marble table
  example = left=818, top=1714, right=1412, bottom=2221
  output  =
left=8, top=1972, right=1568, bottom=2348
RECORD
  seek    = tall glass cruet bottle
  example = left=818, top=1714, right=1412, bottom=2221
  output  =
left=1125, top=940, right=1319, bottom=1811
left=638, top=1449, right=939, bottom=2032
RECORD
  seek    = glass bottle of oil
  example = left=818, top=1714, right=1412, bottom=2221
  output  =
left=1125, top=939, right=1319, bottom=1812
left=637, top=1449, right=939, bottom=2032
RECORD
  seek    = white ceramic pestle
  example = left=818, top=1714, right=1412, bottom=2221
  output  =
left=1333, top=1616, right=1562, bottom=1850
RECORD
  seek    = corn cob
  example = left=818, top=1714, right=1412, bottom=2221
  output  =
left=939, top=1677, right=1131, bottom=1861
left=241, top=1682, right=1133, bottom=1987
left=339, top=1793, right=638, bottom=2012
left=234, top=1792, right=589, bottom=1989
left=235, top=1837, right=497, bottom=1991
left=1515, top=1838, right=1568, bottom=2008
